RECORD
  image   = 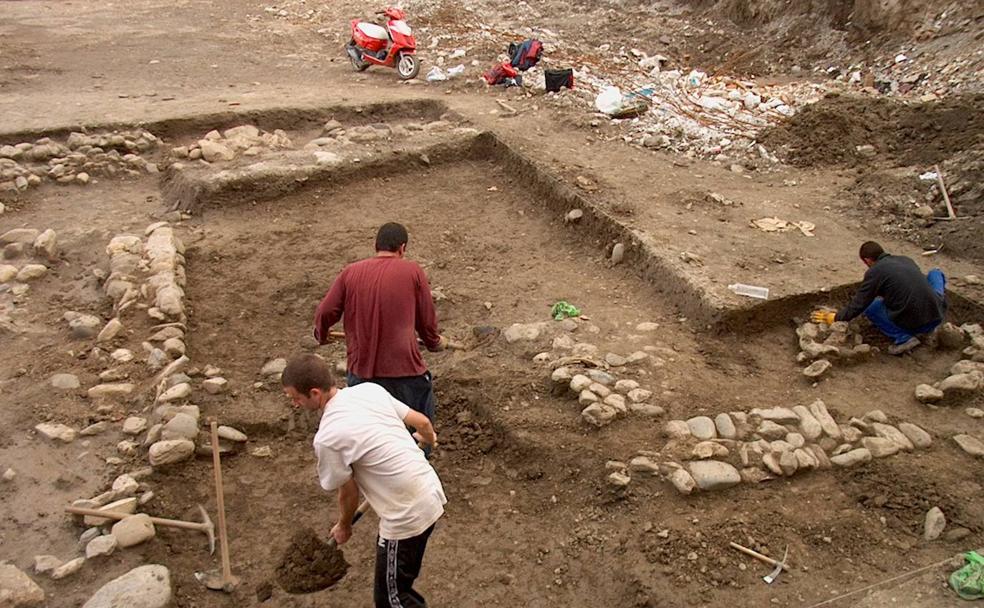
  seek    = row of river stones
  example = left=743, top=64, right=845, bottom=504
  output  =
left=304, top=118, right=464, bottom=149
left=0, top=130, right=161, bottom=192
left=607, top=401, right=938, bottom=494
left=104, top=222, right=186, bottom=322
left=0, top=562, right=172, bottom=608
left=0, top=227, right=58, bottom=288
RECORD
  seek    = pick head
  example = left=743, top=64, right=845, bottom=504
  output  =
left=197, top=504, right=216, bottom=555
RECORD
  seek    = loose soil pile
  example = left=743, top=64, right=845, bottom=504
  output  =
left=761, top=93, right=984, bottom=167
left=275, top=527, right=349, bottom=594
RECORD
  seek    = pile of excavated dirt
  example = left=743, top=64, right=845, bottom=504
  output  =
left=275, top=528, right=350, bottom=594
left=846, top=147, right=984, bottom=265
left=761, top=93, right=984, bottom=167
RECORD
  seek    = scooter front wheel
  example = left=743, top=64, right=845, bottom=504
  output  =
left=347, top=40, right=370, bottom=72
left=397, top=53, right=420, bottom=80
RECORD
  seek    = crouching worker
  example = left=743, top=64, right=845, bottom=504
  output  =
left=811, top=241, right=947, bottom=355
left=282, top=353, right=446, bottom=607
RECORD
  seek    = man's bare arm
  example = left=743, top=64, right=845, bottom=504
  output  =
left=331, top=478, right=360, bottom=545
left=404, top=409, right=437, bottom=446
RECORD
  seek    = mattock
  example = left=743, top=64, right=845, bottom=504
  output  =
left=65, top=504, right=215, bottom=553
left=196, top=419, right=241, bottom=592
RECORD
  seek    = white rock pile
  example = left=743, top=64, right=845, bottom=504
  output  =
left=914, top=323, right=984, bottom=405
left=0, top=227, right=60, bottom=291
left=796, top=321, right=875, bottom=366
left=171, top=124, right=292, bottom=162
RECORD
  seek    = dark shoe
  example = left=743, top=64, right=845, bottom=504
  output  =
left=888, top=337, right=920, bottom=355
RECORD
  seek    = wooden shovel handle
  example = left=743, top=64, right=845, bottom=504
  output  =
left=729, top=542, right=791, bottom=571
left=323, top=441, right=425, bottom=547
left=326, top=499, right=371, bottom=549
left=331, top=330, right=466, bottom=351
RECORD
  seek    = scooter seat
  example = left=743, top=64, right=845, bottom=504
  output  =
left=356, top=22, right=388, bottom=40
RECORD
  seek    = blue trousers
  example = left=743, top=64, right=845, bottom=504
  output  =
left=864, top=269, right=945, bottom=344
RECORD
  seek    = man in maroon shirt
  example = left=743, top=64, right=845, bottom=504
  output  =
left=314, top=222, right=446, bottom=428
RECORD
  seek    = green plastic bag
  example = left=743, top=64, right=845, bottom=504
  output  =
left=950, top=551, right=984, bottom=600
left=550, top=301, right=581, bottom=321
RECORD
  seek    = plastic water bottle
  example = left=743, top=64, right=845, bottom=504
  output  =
left=728, top=283, right=769, bottom=300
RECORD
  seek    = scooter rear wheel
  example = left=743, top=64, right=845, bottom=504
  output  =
left=347, top=40, right=370, bottom=72
left=397, top=53, right=420, bottom=80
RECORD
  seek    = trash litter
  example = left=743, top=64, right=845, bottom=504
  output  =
left=449, top=49, right=466, bottom=59
left=751, top=217, right=815, bottom=237
left=949, top=551, right=984, bottom=600
left=728, top=284, right=770, bottom=300
left=918, top=170, right=939, bottom=181
left=550, top=301, right=581, bottom=321
left=595, top=86, right=651, bottom=118
left=595, top=86, right=623, bottom=114
left=446, top=64, right=465, bottom=78
left=545, top=68, right=574, bottom=93
left=426, top=67, right=447, bottom=82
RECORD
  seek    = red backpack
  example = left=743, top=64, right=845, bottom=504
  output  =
left=483, top=61, right=519, bottom=85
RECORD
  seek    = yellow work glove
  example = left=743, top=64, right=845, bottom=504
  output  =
left=810, top=310, right=836, bottom=325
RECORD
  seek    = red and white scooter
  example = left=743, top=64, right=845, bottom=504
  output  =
left=346, top=8, right=420, bottom=80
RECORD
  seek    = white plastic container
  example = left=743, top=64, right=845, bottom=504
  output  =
left=728, top=283, right=769, bottom=300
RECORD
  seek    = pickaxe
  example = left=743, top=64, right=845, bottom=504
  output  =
left=66, top=504, right=215, bottom=554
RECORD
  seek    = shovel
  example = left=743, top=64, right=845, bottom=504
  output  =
left=275, top=499, right=371, bottom=594
left=276, top=440, right=430, bottom=594
left=328, top=329, right=472, bottom=351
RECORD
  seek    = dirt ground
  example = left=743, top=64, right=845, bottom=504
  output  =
left=1, top=1, right=983, bottom=607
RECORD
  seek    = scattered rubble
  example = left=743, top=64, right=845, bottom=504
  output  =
left=913, top=324, right=984, bottom=404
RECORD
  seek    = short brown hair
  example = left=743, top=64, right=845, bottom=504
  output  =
left=859, top=241, right=884, bottom=261
left=281, top=353, right=334, bottom=395
left=375, top=222, right=409, bottom=252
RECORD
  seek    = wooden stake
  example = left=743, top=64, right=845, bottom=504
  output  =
left=729, top=541, right=791, bottom=571
left=935, top=164, right=956, bottom=219
left=495, top=99, right=518, bottom=115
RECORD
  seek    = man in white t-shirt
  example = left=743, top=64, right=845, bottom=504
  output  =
left=282, top=353, right=446, bottom=607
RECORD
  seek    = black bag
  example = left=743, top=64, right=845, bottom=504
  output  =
left=545, top=68, right=574, bottom=92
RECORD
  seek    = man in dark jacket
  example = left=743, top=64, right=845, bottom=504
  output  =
left=811, top=241, right=946, bottom=355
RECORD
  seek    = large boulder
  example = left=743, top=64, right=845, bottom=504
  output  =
left=148, top=439, right=195, bottom=466
left=82, top=565, right=172, bottom=608
left=686, top=416, right=716, bottom=440
left=0, top=563, right=45, bottom=607
left=686, top=460, right=741, bottom=491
